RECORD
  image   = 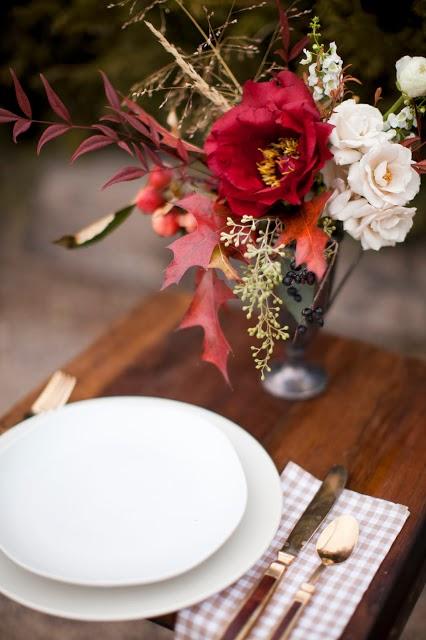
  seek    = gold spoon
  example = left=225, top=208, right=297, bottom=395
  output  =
left=268, top=515, right=359, bottom=640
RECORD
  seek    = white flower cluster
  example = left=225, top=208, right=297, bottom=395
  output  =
left=301, top=42, right=343, bottom=102
left=324, top=100, right=420, bottom=251
left=384, top=106, right=417, bottom=137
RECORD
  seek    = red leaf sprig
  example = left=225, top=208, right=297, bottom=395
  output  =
left=0, top=69, right=205, bottom=188
left=9, top=68, right=32, bottom=118
left=275, top=2, right=310, bottom=65
left=40, top=74, right=72, bottom=122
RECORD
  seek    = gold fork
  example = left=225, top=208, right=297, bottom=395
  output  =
left=29, top=370, right=77, bottom=417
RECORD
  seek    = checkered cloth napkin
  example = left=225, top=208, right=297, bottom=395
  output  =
left=176, top=461, right=409, bottom=640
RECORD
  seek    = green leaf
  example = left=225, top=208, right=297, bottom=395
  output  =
left=54, top=204, right=134, bottom=249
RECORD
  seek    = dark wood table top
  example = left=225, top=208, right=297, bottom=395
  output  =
left=1, top=291, right=425, bottom=640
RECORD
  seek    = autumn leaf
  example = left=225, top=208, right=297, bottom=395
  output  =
left=162, top=194, right=224, bottom=289
left=71, top=135, right=115, bottom=162
left=99, top=70, right=122, bottom=111
left=13, top=118, right=32, bottom=142
left=102, top=166, right=147, bottom=189
left=54, top=205, right=134, bottom=248
left=179, top=269, right=234, bottom=383
left=209, top=245, right=240, bottom=281
left=277, top=192, right=332, bottom=280
left=40, top=74, right=71, bottom=123
left=37, top=124, right=71, bottom=155
left=9, top=69, right=32, bottom=118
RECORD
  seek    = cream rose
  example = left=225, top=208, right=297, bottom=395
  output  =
left=328, top=193, right=416, bottom=250
left=348, top=141, right=420, bottom=209
left=344, top=201, right=416, bottom=250
left=328, top=99, right=393, bottom=165
left=396, top=56, right=426, bottom=98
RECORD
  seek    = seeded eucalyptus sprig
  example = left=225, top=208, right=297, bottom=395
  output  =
left=221, top=216, right=290, bottom=379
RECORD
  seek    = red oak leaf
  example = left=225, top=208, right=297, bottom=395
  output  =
left=278, top=192, right=332, bottom=280
left=179, top=269, right=234, bottom=383
left=162, top=194, right=223, bottom=289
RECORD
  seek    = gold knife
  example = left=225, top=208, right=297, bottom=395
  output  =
left=218, top=465, right=348, bottom=640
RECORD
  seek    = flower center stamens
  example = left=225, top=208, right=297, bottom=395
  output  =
left=257, top=137, right=300, bottom=188
left=384, top=167, right=392, bottom=184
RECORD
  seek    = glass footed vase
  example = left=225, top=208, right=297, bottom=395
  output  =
left=262, top=253, right=338, bottom=401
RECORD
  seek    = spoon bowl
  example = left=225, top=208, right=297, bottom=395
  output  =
left=316, top=515, right=359, bottom=565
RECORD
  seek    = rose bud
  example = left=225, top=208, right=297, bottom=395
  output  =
left=135, top=186, right=165, bottom=214
left=151, top=212, right=180, bottom=237
left=148, top=167, right=173, bottom=190
left=396, top=56, right=426, bottom=98
left=177, top=212, right=197, bottom=233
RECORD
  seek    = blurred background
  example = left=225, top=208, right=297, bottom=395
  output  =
left=0, top=1, right=425, bottom=639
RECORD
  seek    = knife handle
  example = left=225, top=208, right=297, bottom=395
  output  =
left=268, top=600, right=305, bottom=640
left=267, top=570, right=322, bottom=640
left=219, top=552, right=294, bottom=640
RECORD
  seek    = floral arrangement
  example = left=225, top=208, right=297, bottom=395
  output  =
left=1, top=2, right=424, bottom=384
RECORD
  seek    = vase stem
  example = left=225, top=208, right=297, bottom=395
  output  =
left=262, top=343, right=327, bottom=400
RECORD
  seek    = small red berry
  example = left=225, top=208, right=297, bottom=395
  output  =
left=177, top=212, right=197, bottom=233
left=148, top=167, right=173, bottom=190
left=151, top=213, right=180, bottom=237
left=135, top=186, right=165, bottom=214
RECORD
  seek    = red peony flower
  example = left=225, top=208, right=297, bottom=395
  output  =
left=205, top=71, right=333, bottom=217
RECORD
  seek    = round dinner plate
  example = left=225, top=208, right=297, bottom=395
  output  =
left=0, top=399, right=282, bottom=621
left=0, top=397, right=248, bottom=587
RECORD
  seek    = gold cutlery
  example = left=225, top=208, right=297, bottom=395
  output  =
left=218, top=465, right=348, bottom=640
left=268, top=515, right=359, bottom=640
left=29, top=370, right=77, bottom=417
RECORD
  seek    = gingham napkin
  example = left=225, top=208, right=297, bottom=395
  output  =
left=176, top=461, right=409, bottom=640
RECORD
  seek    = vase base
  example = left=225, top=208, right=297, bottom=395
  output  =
left=262, top=360, right=327, bottom=400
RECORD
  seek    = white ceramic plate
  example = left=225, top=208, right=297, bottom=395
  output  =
left=0, top=397, right=247, bottom=587
left=0, top=401, right=282, bottom=621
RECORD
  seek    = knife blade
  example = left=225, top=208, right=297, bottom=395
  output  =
left=218, top=465, right=348, bottom=640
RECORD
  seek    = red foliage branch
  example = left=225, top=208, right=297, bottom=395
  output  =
left=275, top=1, right=310, bottom=65
left=0, top=69, right=206, bottom=189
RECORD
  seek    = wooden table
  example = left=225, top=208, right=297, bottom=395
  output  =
left=1, top=291, right=425, bottom=640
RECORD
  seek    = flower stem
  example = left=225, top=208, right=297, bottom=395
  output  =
left=383, top=95, right=405, bottom=120
left=328, top=246, right=363, bottom=309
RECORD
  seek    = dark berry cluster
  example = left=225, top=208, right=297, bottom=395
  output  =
left=302, top=306, right=324, bottom=326
left=283, top=260, right=316, bottom=288
left=284, top=260, right=316, bottom=304
left=297, top=306, right=324, bottom=335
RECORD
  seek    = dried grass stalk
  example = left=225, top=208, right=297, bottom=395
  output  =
left=144, top=21, right=230, bottom=112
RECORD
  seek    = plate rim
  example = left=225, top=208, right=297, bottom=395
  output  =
left=0, top=397, right=283, bottom=621
left=0, top=397, right=248, bottom=587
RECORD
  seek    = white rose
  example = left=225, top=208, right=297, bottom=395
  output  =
left=343, top=201, right=416, bottom=250
left=328, top=192, right=416, bottom=250
left=321, top=160, right=350, bottom=216
left=328, top=99, right=393, bottom=165
left=348, top=141, right=420, bottom=208
left=327, top=186, right=354, bottom=220
left=396, top=56, right=426, bottom=98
